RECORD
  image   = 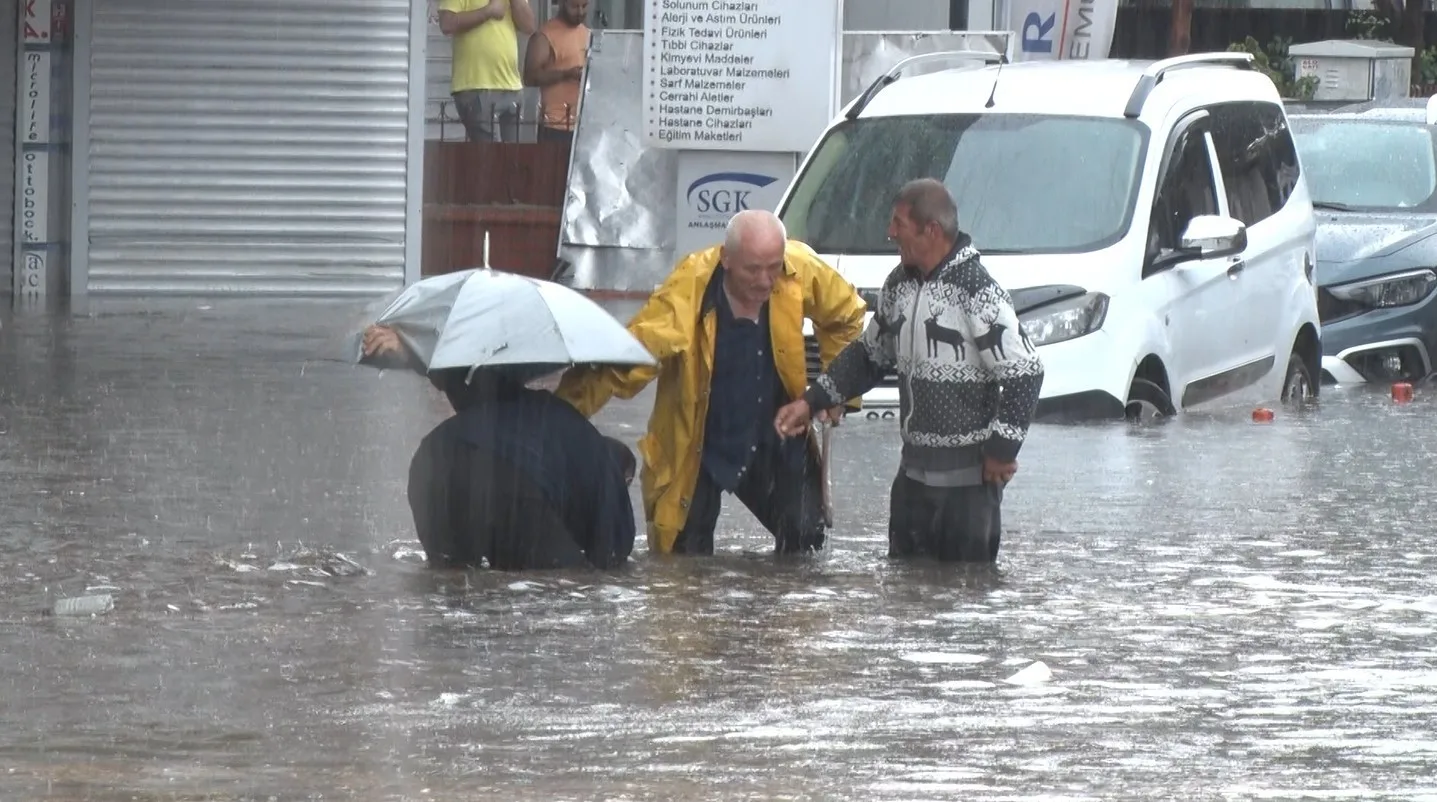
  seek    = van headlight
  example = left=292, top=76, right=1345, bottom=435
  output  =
left=1326, top=268, right=1436, bottom=309
left=1019, top=292, right=1109, bottom=347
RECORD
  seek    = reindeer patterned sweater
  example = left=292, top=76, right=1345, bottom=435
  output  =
left=804, top=237, right=1045, bottom=475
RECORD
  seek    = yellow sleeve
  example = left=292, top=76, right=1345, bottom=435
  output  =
left=799, top=244, right=867, bottom=368
left=555, top=260, right=703, bottom=418
left=438, top=0, right=464, bottom=13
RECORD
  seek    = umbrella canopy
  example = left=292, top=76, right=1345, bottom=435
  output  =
left=359, top=268, right=655, bottom=379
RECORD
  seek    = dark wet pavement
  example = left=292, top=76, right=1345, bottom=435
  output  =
left=3, top=299, right=1437, bottom=801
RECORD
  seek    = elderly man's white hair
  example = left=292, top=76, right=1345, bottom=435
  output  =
left=722, top=209, right=787, bottom=253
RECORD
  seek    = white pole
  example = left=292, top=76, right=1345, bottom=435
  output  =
left=483, top=230, right=491, bottom=270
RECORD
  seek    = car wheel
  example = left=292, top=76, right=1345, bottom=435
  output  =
left=1125, top=378, right=1176, bottom=424
left=1280, top=353, right=1317, bottom=405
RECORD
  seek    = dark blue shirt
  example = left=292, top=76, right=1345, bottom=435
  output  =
left=701, top=268, right=789, bottom=492
left=435, top=387, right=636, bottom=568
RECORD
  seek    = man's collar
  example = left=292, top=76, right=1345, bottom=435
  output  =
left=902, top=233, right=975, bottom=280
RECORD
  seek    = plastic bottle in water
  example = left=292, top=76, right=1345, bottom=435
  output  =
left=51, top=594, right=115, bottom=617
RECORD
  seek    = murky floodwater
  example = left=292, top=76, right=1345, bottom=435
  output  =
left=2, top=299, right=1436, bottom=801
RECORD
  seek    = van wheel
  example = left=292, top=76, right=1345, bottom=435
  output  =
left=1125, top=378, right=1176, bottom=423
left=1280, top=353, right=1316, bottom=405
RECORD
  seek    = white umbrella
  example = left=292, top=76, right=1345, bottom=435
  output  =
left=359, top=267, right=655, bottom=377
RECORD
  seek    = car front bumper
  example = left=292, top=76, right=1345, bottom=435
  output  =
left=1317, top=292, right=1437, bottom=384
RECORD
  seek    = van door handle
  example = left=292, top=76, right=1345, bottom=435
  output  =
left=1227, top=260, right=1246, bottom=277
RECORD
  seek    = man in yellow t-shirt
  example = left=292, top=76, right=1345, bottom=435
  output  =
left=438, top=0, right=536, bottom=142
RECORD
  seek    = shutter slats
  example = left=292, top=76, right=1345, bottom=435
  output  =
left=85, top=0, right=413, bottom=295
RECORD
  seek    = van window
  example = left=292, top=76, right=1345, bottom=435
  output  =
left=1148, top=124, right=1221, bottom=258
left=780, top=114, right=1150, bottom=256
left=1207, top=101, right=1301, bottom=226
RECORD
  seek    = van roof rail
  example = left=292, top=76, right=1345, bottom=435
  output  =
left=1123, top=52, right=1256, bottom=119
left=846, top=49, right=1008, bottom=121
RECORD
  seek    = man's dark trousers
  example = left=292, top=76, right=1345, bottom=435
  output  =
left=672, top=435, right=826, bottom=555
left=887, top=474, right=1004, bottom=562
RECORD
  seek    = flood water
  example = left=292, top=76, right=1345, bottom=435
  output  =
left=2, top=299, right=1436, bottom=801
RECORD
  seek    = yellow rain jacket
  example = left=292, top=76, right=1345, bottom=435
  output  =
left=554, top=240, right=867, bottom=554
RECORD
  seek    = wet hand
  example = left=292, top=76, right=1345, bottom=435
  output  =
left=565, top=65, right=585, bottom=81
left=982, top=456, right=1017, bottom=485
left=774, top=399, right=812, bottom=439
left=478, top=0, right=508, bottom=21
left=815, top=405, right=845, bottom=427
left=362, top=325, right=402, bottom=358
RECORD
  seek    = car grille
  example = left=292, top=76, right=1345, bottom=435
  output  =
left=1317, top=287, right=1365, bottom=324
left=804, top=335, right=898, bottom=387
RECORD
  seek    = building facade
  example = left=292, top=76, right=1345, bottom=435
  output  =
left=2, top=5, right=16, bottom=296
left=12, top=0, right=1382, bottom=302
left=69, top=0, right=427, bottom=296
left=8, top=0, right=428, bottom=300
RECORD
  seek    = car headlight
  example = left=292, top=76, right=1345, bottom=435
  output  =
left=1019, top=292, right=1109, bottom=347
left=1326, top=268, right=1436, bottom=309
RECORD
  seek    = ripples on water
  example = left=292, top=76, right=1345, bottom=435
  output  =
left=2, top=304, right=1436, bottom=800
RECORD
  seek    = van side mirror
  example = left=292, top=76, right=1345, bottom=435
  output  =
left=1178, top=215, right=1248, bottom=260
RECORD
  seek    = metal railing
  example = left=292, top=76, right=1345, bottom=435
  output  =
left=432, top=99, right=581, bottom=144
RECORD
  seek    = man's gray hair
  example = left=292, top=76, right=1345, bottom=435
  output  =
left=723, top=209, right=787, bottom=253
left=894, top=178, right=959, bottom=240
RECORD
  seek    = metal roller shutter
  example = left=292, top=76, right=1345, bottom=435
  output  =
left=2, top=4, right=16, bottom=293
left=84, top=0, right=414, bottom=295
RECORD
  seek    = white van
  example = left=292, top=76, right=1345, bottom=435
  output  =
left=782, top=53, right=1323, bottom=421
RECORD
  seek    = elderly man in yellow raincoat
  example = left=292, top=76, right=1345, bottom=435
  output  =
left=556, top=209, right=867, bottom=557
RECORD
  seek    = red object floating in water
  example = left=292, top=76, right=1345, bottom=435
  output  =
left=1392, top=382, right=1415, bottom=403
left=1252, top=408, right=1275, bottom=423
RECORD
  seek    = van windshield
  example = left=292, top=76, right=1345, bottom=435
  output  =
left=780, top=114, right=1150, bottom=255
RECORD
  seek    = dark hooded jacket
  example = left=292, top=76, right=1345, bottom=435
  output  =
left=370, top=353, right=636, bottom=569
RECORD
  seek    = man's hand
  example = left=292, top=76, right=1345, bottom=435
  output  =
left=982, top=455, right=1017, bottom=485
left=362, top=325, right=403, bottom=359
left=481, top=0, right=509, bottom=21
left=815, top=405, right=845, bottom=427
left=439, top=0, right=506, bottom=35
left=564, top=65, right=585, bottom=81
left=774, top=399, right=812, bottom=439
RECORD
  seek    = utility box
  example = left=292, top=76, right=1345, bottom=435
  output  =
left=1290, top=40, right=1415, bottom=103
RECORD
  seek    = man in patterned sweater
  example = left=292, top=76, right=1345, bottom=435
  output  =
left=774, top=178, right=1045, bottom=562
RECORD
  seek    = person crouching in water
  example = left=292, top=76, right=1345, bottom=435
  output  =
left=363, top=325, right=637, bottom=571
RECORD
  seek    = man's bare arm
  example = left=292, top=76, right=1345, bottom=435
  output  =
left=509, top=0, right=537, bottom=34
left=437, top=1, right=504, bottom=36
left=523, top=31, right=582, bottom=87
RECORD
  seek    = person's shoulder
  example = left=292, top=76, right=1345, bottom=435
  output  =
left=784, top=239, right=821, bottom=260
left=536, top=393, right=620, bottom=463
left=533, top=388, right=600, bottom=426
left=783, top=239, right=834, bottom=273
left=673, top=244, right=721, bottom=275
left=657, top=246, right=721, bottom=299
left=943, top=243, right=996, bottom=283
left=422, top=407, right=472, bottom=446
left=881, top=263, right=913, bottom=292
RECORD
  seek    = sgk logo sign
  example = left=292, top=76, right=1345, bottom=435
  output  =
left=685, top=172, right=780, bottom=216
